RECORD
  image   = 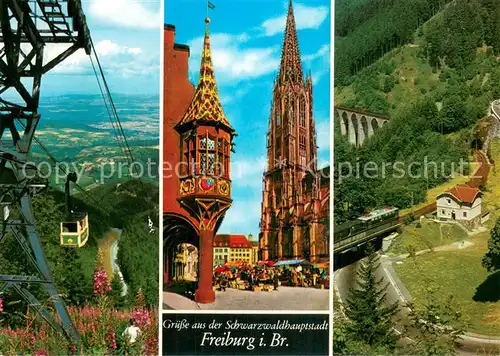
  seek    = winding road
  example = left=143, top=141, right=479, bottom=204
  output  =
left=335, top=252, right=500, bottom=354
left=110, top=230, right=128, bottom=297
left=98, top=228, right=129, bottom=297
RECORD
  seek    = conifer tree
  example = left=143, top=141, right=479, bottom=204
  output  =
left=483, top=218, right=500, bottom=273
left=345, top=244, right=399, bottom=348
left=403, top=288, right=464, bottom=355
left=58, top=248, right=89, bottom=305
left=109, top=274, right=125, bottom=309
left=135, top=288, right=146, bottom=308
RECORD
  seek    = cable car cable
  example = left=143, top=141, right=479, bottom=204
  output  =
left=89, top=54, right=127, bottom=159
left=89, top=38, right=137, bottom=174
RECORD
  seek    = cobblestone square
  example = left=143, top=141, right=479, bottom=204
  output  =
left=163, top=287, right=330, bottom=311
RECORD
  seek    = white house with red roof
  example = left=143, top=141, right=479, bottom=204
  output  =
left=436, top=184, right=483, bottom=228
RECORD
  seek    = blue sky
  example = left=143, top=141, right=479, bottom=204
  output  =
left=165, top=0, right=331, bottom=237
left=40, top=0, right=160, bottom=95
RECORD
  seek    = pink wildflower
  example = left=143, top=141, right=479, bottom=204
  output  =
left=29, top=333, right=36, bottom=347
left=106, top=329, right=117, bottom=350
left=93, top=268, right=111, bottom=295
left=131, top=308, right=151, bottom=328
left=144, top=335, right=158, bottom=355
left=34, top=351, right=48, bottom=356
left=0, top=297, right=3, bottom=312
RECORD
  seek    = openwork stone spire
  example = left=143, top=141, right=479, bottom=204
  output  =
left=175, top=18, right=233, bottom=132
left=278, top=0, right=303, bottom=85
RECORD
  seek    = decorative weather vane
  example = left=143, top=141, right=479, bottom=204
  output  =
left=206, top=0, right=216, bottom=19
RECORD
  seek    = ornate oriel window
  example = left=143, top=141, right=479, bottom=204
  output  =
left=217, top=138, right=230, bottom=178
left=182, top=136, right=196, bottom=177
left=199, top=135, right=216, bottom=176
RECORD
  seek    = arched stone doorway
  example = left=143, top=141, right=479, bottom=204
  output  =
left=164, top=214, right=199, bottom=286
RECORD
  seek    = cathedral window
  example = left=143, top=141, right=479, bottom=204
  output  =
left=300, top=98, right=306, bottom=127
left=299, top=134, right=306, bottom=150
left=276, top=112, right=281, bottom=127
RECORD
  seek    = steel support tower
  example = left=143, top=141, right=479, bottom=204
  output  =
left=0, top=0, right=90, bottom=343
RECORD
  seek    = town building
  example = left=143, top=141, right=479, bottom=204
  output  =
left=214, top=234, right=253, bottom=265
left=163, top=17, right=236, bottom=304
left=436, top=184, right=483, bottom=229
left=259, top=1, right=329, bottom=263
left=249, top=235, right=259, bottom=265
left=213, top=234, right=230, bottom=266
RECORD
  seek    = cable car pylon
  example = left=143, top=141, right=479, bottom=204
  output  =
left=0, top=0, right=91, bottom=343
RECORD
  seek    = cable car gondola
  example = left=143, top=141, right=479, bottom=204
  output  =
left=60, top=173, right=89, bottom=248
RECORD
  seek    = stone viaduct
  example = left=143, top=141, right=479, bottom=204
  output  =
left=335, top=106, right=390, bottom=146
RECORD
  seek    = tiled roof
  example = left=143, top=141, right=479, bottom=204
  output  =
left=214, top=234, right=252, bottom=248
left=175, top=18, right=233, bottom=132
left=439, top=184, right=482, bottom=204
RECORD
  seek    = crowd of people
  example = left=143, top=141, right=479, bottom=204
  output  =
left=212, top=263, right=329, bottom=292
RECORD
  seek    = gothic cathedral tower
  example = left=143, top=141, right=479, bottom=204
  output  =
left=259, top=0, right=322, bottom=262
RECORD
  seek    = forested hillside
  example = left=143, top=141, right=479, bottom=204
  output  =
left=335, top=0, right=454, bottom=86
left=334, top=0, right=500, bottom=223
left=0, top=179, right=159, bottom=327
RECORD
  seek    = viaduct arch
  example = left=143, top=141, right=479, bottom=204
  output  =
left=335, top=106, right=390, bottom=146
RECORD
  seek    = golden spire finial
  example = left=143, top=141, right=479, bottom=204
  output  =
left=174, top=7, right=234, bottom=133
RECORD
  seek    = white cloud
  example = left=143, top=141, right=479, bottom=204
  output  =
left=231, top=156, right=267, bottom=189
left=88, top=0, right=161, bottom=30
left=302, top=44, right=330, bottom=85
left=311, top=68, right=329, bottom=85
left=186, top=4, right=328, bottom=83
left=38, top=40, right=156, bottom=78
left=303, top=44, right=329, bottom=62
left=188, top=34, right=280, bottom=82
left=218, top=198, right=262, bottom=235
left=261, top=3, right=329, bottom=37
left=220, top=86, right=250, bottom=105
left=128, top=48, right=142, bottom=55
